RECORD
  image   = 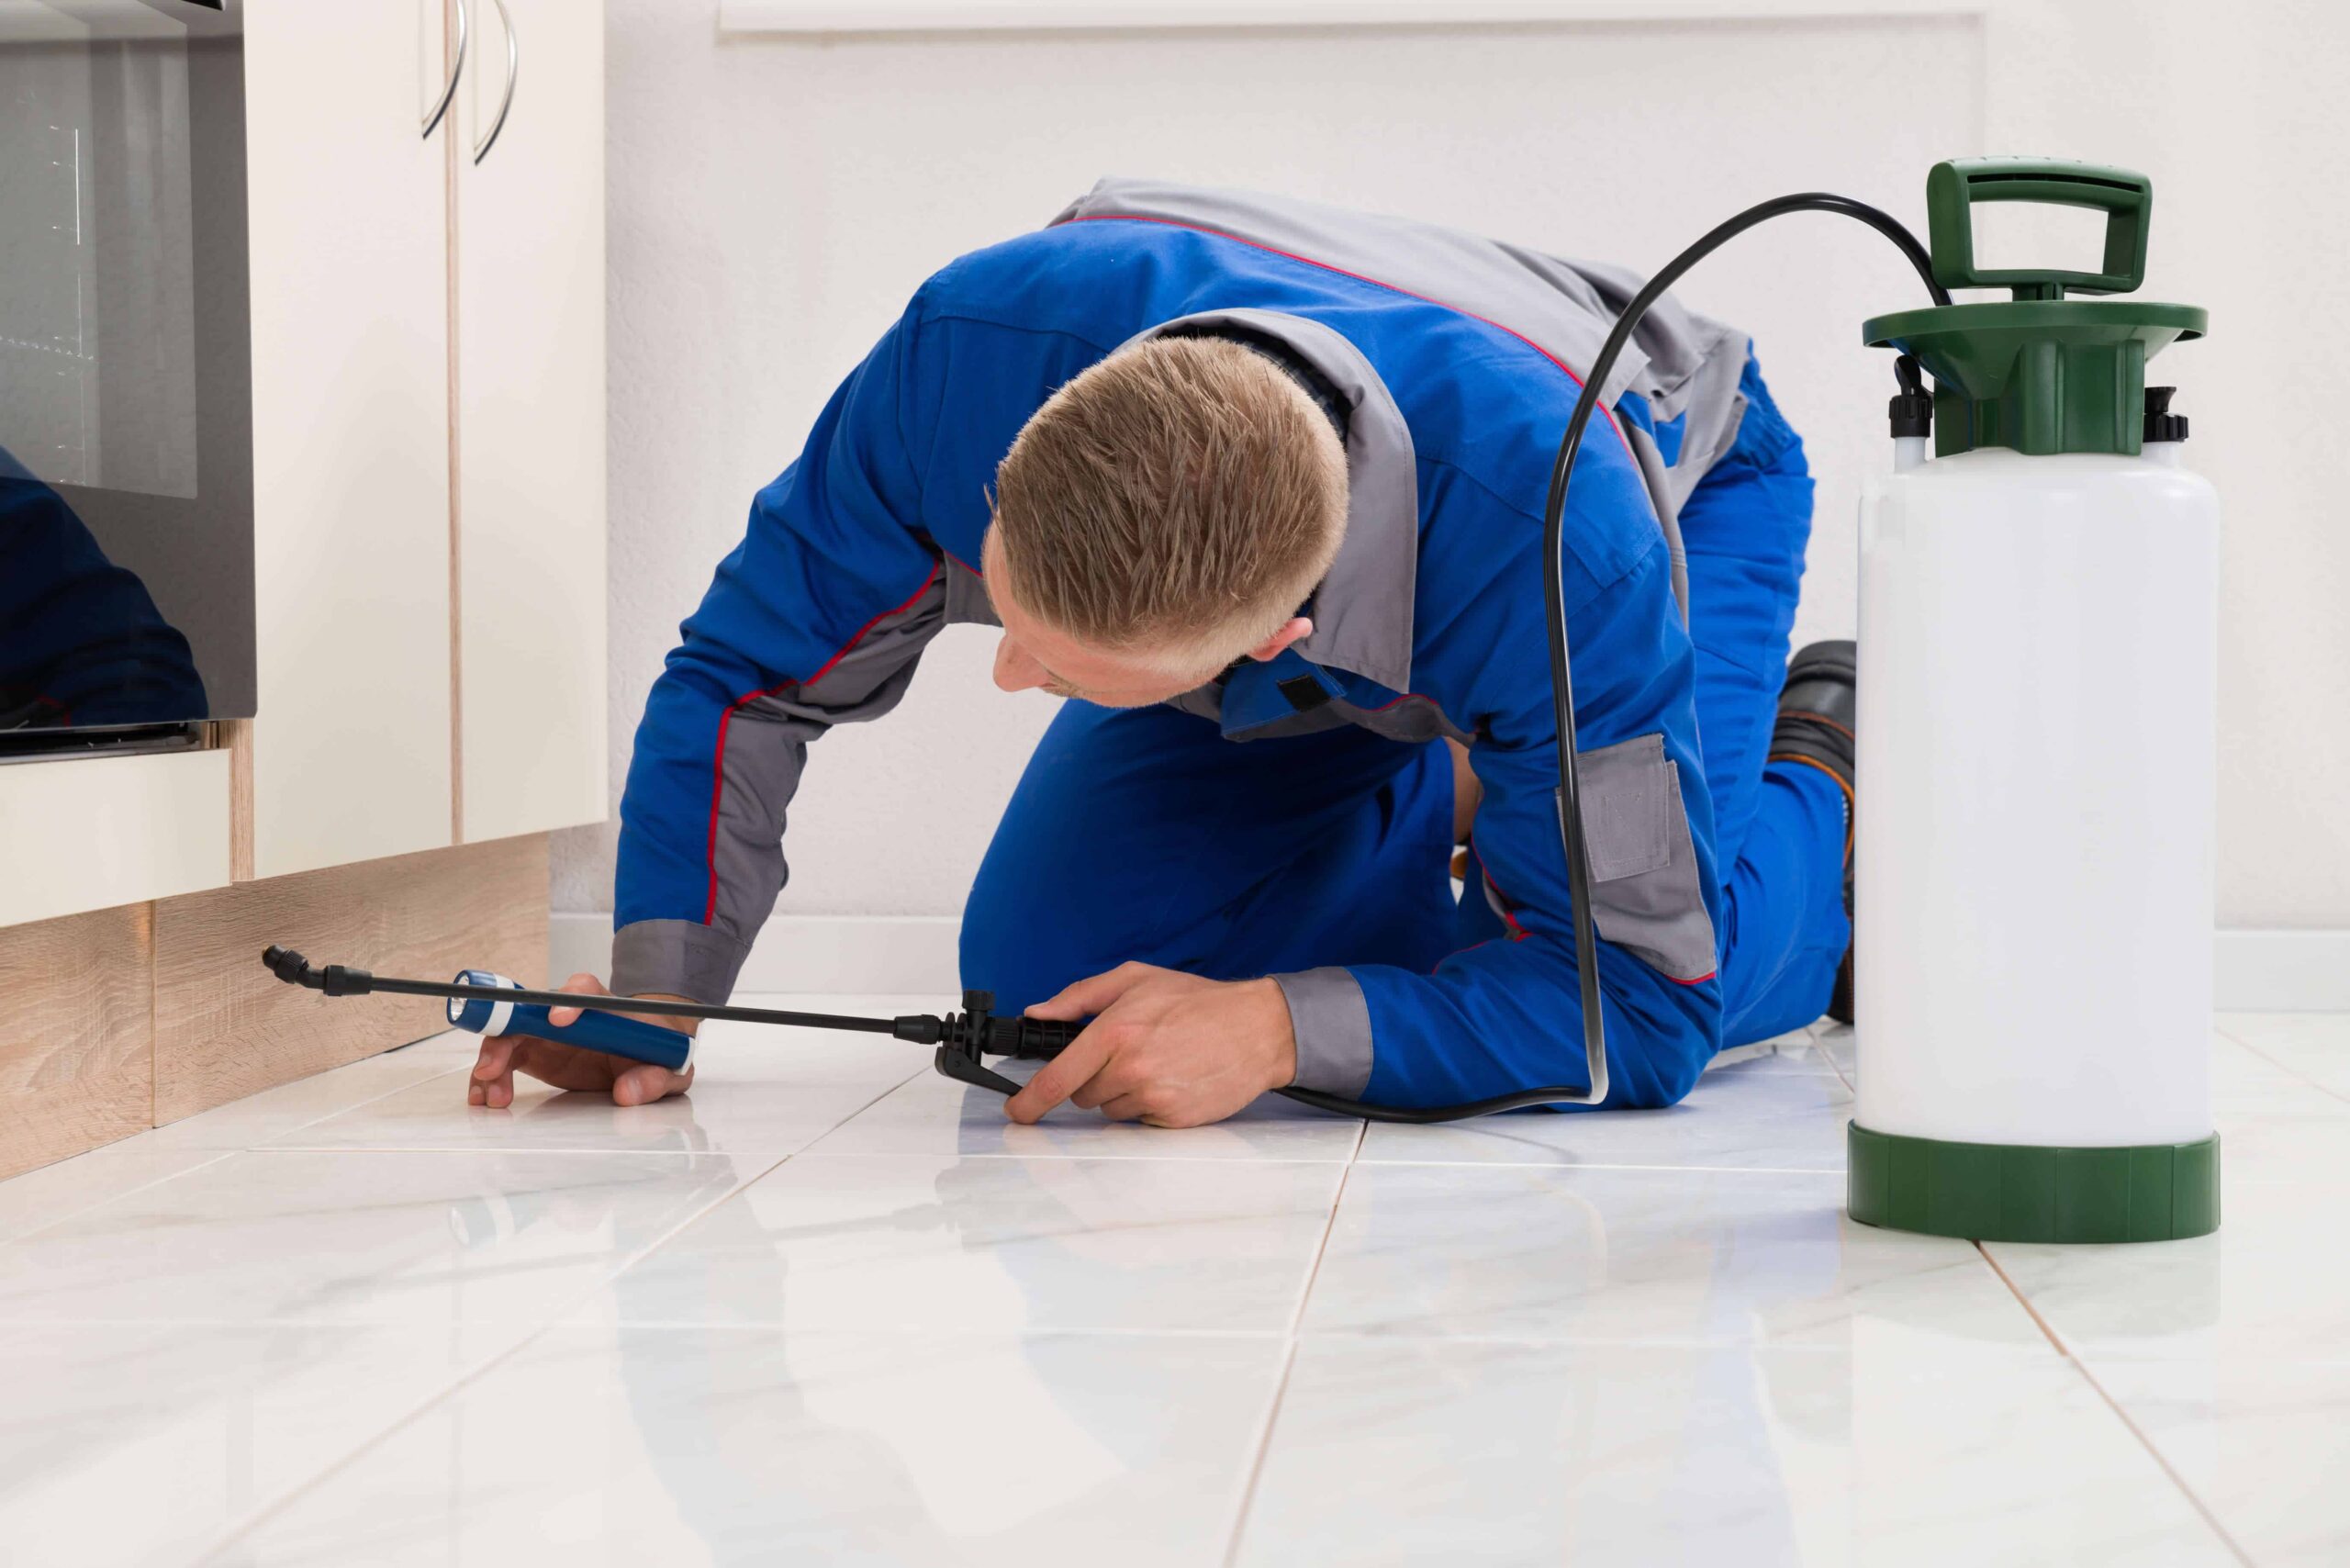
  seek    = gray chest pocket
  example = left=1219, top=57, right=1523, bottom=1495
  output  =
left=1574, top=733, right=1718, bottom=980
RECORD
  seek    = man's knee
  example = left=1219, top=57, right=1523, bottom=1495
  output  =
left=960, top=861, right=1076, bottom=1016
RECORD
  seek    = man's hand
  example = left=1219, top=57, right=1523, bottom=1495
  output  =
left=466, top=972, right=698, bottom=1109
left=1004, top=964, right=1296, bottom=1127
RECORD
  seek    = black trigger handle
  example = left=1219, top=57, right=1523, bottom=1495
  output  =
left=934, top=1045, right=1025, bottom=1097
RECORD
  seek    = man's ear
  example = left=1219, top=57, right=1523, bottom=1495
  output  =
left=1245, top=617, right=1314, bottom=663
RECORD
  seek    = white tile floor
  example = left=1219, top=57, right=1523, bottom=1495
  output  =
left=1, top=1002, right=2343, bottom=1566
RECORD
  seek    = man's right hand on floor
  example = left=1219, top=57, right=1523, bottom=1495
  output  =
left=466, top=972, right=698, bottom=1109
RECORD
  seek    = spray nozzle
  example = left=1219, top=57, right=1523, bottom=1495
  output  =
left=261, top=946, right=376, bottom=995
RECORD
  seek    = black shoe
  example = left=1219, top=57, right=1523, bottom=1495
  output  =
left=1771, top=640, right=1855, bottom=1024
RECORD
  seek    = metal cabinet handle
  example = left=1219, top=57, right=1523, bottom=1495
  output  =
left=472, top=0, right=518, bottom=164
left=421, top=0, right=469, bottom=139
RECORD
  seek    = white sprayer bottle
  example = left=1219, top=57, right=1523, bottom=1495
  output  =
left=1850, top=159, right=2220, bottom=1242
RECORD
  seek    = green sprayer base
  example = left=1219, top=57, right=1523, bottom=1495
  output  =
left=1848, top=1123, right=2220, bottom=1243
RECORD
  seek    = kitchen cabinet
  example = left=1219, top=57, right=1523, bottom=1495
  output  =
left=453, top=0, right=609, bottom=843
left=1, top=0, right=606, bottom=1178
left=241, top=0, right=456, bottom=879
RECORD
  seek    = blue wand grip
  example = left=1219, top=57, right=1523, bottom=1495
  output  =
left=445, top=970, right=695, bottom=1073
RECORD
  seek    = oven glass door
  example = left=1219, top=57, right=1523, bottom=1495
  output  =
left=0, top=0, right=249, bottom=747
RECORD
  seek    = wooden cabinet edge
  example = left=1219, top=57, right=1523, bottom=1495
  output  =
left=224, top=719, right=256, bottom=883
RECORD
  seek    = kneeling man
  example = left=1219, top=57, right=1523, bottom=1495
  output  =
left=468, top=179, right=1857, bottom=1126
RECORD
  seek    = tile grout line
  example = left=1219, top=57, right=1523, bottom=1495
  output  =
left=787, top=1149, right=1841, bottom=1173
left=0, top=1148, right=241, bottom=1249
left=1219, top=1117, right=1366, bottom=1568
left=1814, top=1027, right=1857, bottom=1096
left=2213, top=1021, right=2350, bottom=1108
left=1, top=1055, right=476, bottom=1246
left=260, top=1063, right=934, bottom=1159
left=1974, top=1240, right=2257, bottom=1568
left=1343, top=1158, right=1844, bottom=1175
left=197, top=1071, right=921, bottom=1557
left=206, top=1062, right=476, bottom=1154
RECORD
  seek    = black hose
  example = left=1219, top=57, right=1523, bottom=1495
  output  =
left=1266, top=194, right=1947, bottom=1126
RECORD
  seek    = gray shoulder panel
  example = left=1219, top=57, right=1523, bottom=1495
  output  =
left=945, top=553, right=999, bottom=628
left=1058, top=176, right=1747, bottom=418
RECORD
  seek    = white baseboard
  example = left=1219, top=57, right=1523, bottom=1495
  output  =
left=554, top=912, right=2350, bottom=1011
left=551, top=912, right=962, bottom=996
left=2215, top=929, right=2350, bottom=1012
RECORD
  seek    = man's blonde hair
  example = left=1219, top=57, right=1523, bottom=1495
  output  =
left=990, top=335, right=1348, bottom=678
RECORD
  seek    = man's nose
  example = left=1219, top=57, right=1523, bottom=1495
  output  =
left=993, top=634, right=1044, bottom=693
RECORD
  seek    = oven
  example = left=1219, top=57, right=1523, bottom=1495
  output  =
left=0, top=0, right=249, bottom=756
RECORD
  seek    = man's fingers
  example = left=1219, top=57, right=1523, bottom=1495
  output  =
left=612, top=1063, right=689, bottom=1107
left=471, top=1036, right=517, bottom=1083
left=466, top=1036, right=509, bottom=1108
left=1066, top=1048, right=1147, bottom=1112
left=1004, top=1024, right=1118, bottom=1124
left=1024, top=962, right=1157, bottom=1022
left=545, top=971, right=608, bottom=1028
left=517, top=1037, right=624, bottom=1093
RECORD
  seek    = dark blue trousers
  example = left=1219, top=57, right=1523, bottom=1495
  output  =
left=962, top=362, right=1849, bottom=1063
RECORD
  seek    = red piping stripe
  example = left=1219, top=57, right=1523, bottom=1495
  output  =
left=1483, top=852, right=1716, bottom=985
left=1065, top=212, right=1634, bottom=452
left=1434, top=938, right=1496, bottom=972
left=1480, top=864, right=1532, bottom=943
left=1364, top=690, right=1439, bottom=714
left=704, top=562, right=943, bottom=924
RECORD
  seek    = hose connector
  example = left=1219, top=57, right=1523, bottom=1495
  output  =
left=1889, top=354, right=1934, bottom=440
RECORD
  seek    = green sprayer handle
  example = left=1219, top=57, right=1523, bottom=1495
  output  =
left=1925, top=157, right=2152, bottom=299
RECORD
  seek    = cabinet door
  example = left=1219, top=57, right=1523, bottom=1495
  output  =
left=453, top=0, right=607, bottom=843
left=243, top=0, right=455, bottom=878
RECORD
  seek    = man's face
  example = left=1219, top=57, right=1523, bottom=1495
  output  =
left=981, top=532, right=1209, bottom=709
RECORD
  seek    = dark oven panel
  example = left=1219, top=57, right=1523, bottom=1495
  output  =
left=1, top=0, right=250, bottom=750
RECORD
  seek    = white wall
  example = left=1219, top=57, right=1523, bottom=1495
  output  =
left=558, top=0, right=2349, bottom=937
left=1980, top=0, right=2350, bottom=928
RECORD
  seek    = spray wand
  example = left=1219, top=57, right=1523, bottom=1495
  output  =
left=259, top=946, right=1079, bottom=1097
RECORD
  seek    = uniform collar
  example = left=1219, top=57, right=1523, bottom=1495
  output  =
left=1120, top=308, right=1418, bottom=694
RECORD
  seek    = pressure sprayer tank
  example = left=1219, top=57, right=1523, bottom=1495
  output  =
left=1849, top=159, right=2220, bottom=1242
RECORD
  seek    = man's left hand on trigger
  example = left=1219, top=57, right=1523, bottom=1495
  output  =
left=1004, top=964, right=1297, bottom=1127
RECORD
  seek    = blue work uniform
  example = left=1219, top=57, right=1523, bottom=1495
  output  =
left=611, top=180, right=1851, bottom=1110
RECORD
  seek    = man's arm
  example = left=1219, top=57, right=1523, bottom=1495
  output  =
left=610, top=301, right=945, bottom=1006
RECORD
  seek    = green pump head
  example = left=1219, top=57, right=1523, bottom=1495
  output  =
left=1863, top=158, right=2207, bottom=456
